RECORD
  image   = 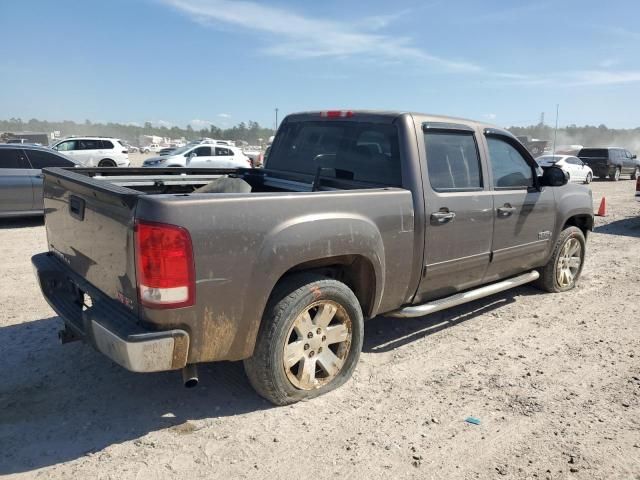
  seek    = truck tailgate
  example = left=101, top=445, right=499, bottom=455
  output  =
left=42, top=168, right=140, bottom=312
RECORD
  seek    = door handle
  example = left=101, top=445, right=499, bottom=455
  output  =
left=430, top=211, right=456, bottom=224
left=497, top=205, right=516, bottom=217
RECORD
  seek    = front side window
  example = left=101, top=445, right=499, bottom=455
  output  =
left=55, top=140, right=76, bottom=151
left=424, top=131, right=482, bottom=192
left=193, top=146, right=211, bottom=156
left=0, top=149, right=28, bottom=169
left=487, top=137, right=534, bottom=189
left=26, top=150, right=74, bottom=168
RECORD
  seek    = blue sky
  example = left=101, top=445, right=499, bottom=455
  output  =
left=1, top=0, right=639, bottom=129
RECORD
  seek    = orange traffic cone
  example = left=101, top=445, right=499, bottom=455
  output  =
left=596, top=197, right=606, bottom=216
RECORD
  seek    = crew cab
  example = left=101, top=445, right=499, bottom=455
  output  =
left=32, top=111, right=594, bottom=405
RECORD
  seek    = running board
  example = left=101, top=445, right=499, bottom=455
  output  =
left=388, top=270, right=540, bottom=318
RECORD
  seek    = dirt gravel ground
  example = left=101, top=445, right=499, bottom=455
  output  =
left=1, top=178, right=639, bottom=479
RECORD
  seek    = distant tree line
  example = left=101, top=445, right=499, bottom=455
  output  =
left=508, top=123, right=640, bottom=152
left=0, top=118, right=275, bottom=146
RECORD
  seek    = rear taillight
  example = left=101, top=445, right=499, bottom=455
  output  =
left=122, top=150, right=129, bottom=154
left=135, top=220, right=195, bottom=309
left=320, top=110, right=354, bottom=118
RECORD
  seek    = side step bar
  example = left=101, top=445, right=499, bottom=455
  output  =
left=388, top=270, right=540, bottom=318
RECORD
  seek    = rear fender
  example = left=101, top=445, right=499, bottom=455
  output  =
left=238, top=213, right=385, bottom=358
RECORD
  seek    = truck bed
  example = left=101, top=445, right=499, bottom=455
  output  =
left=40, top=166, right=416, bottom=363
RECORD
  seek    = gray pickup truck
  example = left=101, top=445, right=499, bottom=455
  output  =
left=32, top=110, right=594, bottom=405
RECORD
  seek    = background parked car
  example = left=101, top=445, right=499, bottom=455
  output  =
left=577, top=147, right=639, bottom=181
left=51, top=137, right=130, bottom=167
left=0, top=144, right=80, bottom=218
left=536, top=155, right=593, bottom=184
left=141, top=143, right=162, bottom=154
left=142, top=144, right=252, bottom=168
left=159, top=147, right=176, bottom=156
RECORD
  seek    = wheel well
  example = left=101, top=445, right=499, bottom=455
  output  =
left=276, top=255, right=377, bottom=318
left=99, top=158, right=116, bottom=166
left=564, top=214, right=593, bottom=236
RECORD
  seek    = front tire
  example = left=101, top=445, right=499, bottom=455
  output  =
left=584, top=172, right=592, bottom=184
left=631, top=167, right=639, bottom=180
left=536, top=226, right=585, bottom=293
left=98, top=159, right=117, bottom=167
left=244, top=274, right=364, bottom=405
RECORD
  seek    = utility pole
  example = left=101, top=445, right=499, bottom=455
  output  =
left=275, top=108, right=279, bottom=131
left=552, top=104, right=559, bottom=155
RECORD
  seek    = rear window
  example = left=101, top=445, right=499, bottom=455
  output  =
left=268, top=121, right=401, bottom=186
left=100, top=140, right=114, bottom=149
left=578, top=148, right=608, bottom=158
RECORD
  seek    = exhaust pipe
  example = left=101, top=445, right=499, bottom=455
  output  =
left=182, top=364, right=199, bottom=388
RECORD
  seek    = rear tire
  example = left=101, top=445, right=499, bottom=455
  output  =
left=631, top=167, right=639, bottom=180
left=535, top=226, right=585, bottom=293
left=244, top=274, right=364, bottom=406
left=98, top=159, right=117, bottom=167
left=609, top=168, right=621, bottom=181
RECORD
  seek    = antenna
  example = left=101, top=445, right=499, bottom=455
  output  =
left=552, top=104, right=559, bottom=155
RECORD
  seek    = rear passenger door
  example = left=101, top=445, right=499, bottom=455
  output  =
left=0, top=148, right=35, bottom=213
left=415, top=123, right=494, bottom=302
left=482, top=132, right=556, bottom=282
left=77, top=139, right=101, bottom=166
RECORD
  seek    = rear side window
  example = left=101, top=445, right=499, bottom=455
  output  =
left=77, top=139, right=100, bottom=150
left=424, top=131, right=482, bottom=192
left=487, top=137, right=534, bottom=189
left=0, top=149, right=28, bottom=169
left=269, top=121, right=401, bottom=185
left=100, top=140, right=114, bottom=149
left=215, top=147, right=232, bottom=156
left=25, top=150, right=74, bottom=168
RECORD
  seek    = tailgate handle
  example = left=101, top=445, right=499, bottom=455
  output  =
left=69, top=195, right=85, bottom=221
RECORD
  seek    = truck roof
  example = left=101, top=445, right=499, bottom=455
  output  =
left=285, top=109, right=504, bottom=133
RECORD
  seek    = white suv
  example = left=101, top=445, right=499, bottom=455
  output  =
left=51, top=137, right=130, bottom=167
left=142, top=144, right=252, bottom=168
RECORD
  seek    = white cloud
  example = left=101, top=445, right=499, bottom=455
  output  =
left=217, top=113, right=231, bottom=118
left=189, top=118, right=216, bottom=129
left=483, top=113, right=497, bottom=120
left=160, top=0, right=640, bottom=88
left=146, top=119, right=174, bottom=128
left=161, top=0, right=482, bottom=72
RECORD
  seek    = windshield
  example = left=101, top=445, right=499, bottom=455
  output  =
left=536, top=156, right=560, bottom=164
left=169, top=145, right=192, bottom=156
left=268, top=120, right=402, bottom=186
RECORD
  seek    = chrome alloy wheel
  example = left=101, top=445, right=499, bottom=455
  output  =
left=556, top=237, right=582, bottom=288
left=283, top=301, right=352, bottom=390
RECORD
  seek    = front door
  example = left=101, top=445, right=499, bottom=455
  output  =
left=186, top=145, right=214, bottom=167
left=415, top=123, right=494, bottom=303
left=482, top=133, right=556, bottom=282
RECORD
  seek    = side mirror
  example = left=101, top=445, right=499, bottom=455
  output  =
left=540, top=165, right=569, bottom=187
left=632, top=154, right=637, bottom=159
